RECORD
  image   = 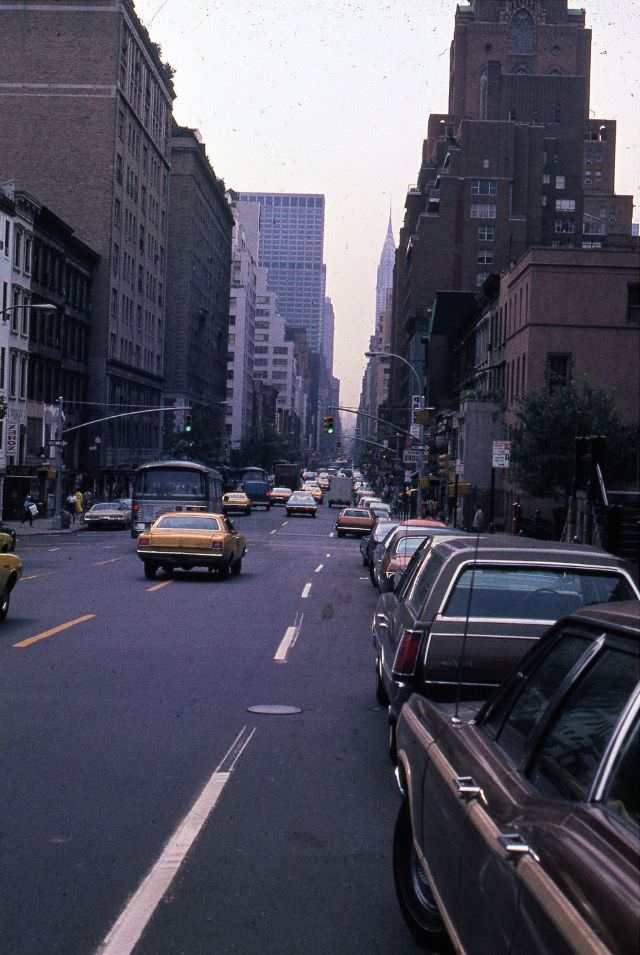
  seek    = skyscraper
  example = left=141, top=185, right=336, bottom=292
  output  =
left=389, top=0, right=634, bottom=421
left=231, top=192, right=326, bottom=353
left=375, top=212, right=395, bottom=336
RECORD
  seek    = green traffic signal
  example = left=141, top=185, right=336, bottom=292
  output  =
left=185, top=413, right=193, bottom=433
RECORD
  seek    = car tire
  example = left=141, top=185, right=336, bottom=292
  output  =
left=312, top=512, right=316, bottom=518
left=231, top=558, right=242, bottom=576
left=0, top=586, right=10, bottom=622
left=376, top=663, right=389, bottom=706
left=336, top=530, right=344, bottom=538
left=143, top=562, right=157, bottom=580
left=393, top=801, right=452, bottom=952
left=218, top=562, right=230, bottom=580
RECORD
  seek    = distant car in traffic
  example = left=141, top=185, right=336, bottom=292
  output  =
left=270, top=487, right=293, bottom=506
left=335, top=507, right=375, bottom=538
left=136, top=512, right=246, bottom=579
left=394, top=600, right=640, bottom=954
left=286, top=492, right=317, bottom=518
left=372, top=520, right=447, bottom=591
left=84, top=501, right=132, bottom=530
left=242, top=479, right=271, bottom=510
left=222, top=492, right=252, bottom=516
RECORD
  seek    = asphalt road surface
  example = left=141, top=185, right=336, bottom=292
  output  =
left=1, top=504, right=423, bottom=955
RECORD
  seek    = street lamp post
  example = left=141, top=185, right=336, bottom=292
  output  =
left=366, top=349, right=426, bottom=518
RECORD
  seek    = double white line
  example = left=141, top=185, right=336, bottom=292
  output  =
left=96, top=725, right=255, bottom=955
left=274, top=611, right=304, bottom=664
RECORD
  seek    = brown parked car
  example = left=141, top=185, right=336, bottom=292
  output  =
left=373, top=536, right=640, bottom=758
left=394, top=601, right=640, bottom=955
left=335, top=507, right=375, bottom=538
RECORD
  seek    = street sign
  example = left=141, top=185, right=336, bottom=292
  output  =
left=492, top=440, right=511, bottom=468
left=410, top=424, right=420, bottom=438
left=403, top=449, right=421, bottom=465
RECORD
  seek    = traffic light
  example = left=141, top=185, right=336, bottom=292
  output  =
left=438, top=453, right=449, bottom=477
left=323, top=415, right=334, bottom=434
left=185, top=413, right=193, bottom=433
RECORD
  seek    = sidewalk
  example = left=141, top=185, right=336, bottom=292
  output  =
left=4, top=519, right=87, bottom=538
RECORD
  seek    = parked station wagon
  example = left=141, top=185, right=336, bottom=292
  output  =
left=394, top=601, right=640, bottom=955
left=372, top=537, right=639, bottom=755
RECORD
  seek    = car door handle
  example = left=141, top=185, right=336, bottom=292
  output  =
left=497, top=833, right=540, bottom=863
left=454, top=776, right=486, bottom=802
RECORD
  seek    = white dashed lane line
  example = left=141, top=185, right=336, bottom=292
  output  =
left=314, top=564, right=323, bottom=573
left=301, top=583, right=312, bottom=599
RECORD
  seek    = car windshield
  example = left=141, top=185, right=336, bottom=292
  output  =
left=154, top=516, right=222, bottom=531
left=442, top=566, right=637, bottom=620
left=91, top=503, right=122, bottom=511
left=135, top=468, right=206, bottom=498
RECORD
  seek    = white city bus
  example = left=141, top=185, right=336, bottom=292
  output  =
left=131, top=460, right=223, bottom=537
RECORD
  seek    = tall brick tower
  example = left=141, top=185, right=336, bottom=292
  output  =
left=390, top=0, right=633, bottom=417
left=0, top=0, right=175, bottom=491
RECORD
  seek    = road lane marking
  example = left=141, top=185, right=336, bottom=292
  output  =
left=97, top=725, right=256, bottom=955
left=270, top=529, right=278, bottom=535
left=326, top=553, right=330, bottom=557
left=274, top=612, right=304, bottom=664
left=94, top=556, right=127, bottom=566
left=282, top=521, right=288, bottom=526
left=314, top=564, right=323, bottom=573
left=14, top=614, right=96, bottom=649
left=146, top=580, right=172, bottom=593
left=22, top=572, right=56, bottom=582
left=48, top=547, right=61, bottom=552
left=329, top=532, right=335, bottom=538
left=301, top=583, right=312, bottom=599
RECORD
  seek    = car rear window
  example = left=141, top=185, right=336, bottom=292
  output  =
left=344, top=509, right=367, bottom=517
left=394, top=536, right=425, bottom=557
left=155, top=516, right=221, bottom=530
left=441, top=566, right=636, bottom=620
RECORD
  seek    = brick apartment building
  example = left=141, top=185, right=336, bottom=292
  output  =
left=164, top=125, right=234, bottom=454
left=389, top=0, right=634, bottom=423
left=0, top=0, right=175, bottom=493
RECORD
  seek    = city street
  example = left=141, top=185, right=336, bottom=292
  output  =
left=1, top=506, right=422, bottom=955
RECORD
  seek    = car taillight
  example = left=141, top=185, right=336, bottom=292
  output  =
left=266, top=491, right=270, bottom=497
left=392, top=630, right=422, bottom=679
left=133, top=504, right=139, bottom=512
left=211, top=541, right=223, bottom=550
left=138, top=535, right=150, bottom=545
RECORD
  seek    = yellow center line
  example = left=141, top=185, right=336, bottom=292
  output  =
left=14, top=614, right=96, bottom=649
left=22, top=572, right=57, bottom=582
left=94, top=556, right=127, bottom=566
left=146, top=580, right=173, bottom=593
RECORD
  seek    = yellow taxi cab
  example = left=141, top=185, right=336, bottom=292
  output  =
left=136, top=512, right=246, bottom=580
left=302, top=482, right=324, bottom=504
left=222, top=492, right=252, bottom=516
left=0, top=548, right=22, bottom=622
left=270, top=486, right=293, bottom=505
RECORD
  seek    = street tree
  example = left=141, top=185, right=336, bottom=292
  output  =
left=510, top=380, right=638, bottom=500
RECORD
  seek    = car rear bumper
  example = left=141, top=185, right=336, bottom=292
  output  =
left=137, top=549, right=231, bottom=569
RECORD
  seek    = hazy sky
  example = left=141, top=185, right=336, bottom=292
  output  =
left=135, top=0, right=640, bottom=413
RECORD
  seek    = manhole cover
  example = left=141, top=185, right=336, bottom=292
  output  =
left=247, top=704, right=302, bottom=715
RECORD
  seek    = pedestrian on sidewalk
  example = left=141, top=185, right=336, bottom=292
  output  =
left=22, top=494, right=36, bottom=527
left=472, top=505, right=485, bottom=533
left=75, top=488, right=84, bottom=522
left=66, top=492, right=77, bottom=523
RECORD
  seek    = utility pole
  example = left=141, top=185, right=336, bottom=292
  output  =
left=51, top=396, right=65, bottom=530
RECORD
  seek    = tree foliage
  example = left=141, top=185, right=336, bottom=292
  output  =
left=231, top=426, right=302, bottom=471
left=510, top=381, right=638, bottom=500
left=166, top=404, right=225, bottom=467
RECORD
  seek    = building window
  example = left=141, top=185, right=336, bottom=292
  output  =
left=471, top=204, right=497, bottom=219
left=546, top=353, right=572, bottom=394
left=555, top=199, right=575, bottom=212
left=583, top=217, right=606, bottom=236
left=477, top=251, right=494, bottom=265
left=627, top=284, right=640, bottom=324
left=554, top=219, right=575, bottom=234
left=116, top=154, right=123, bottom=184
left=511, top=10, right=534, bottom=54
left=555, top=176, right=566, bottom=190
left=471, top=179, right=498, bottom=196
left=609, top=206, right=617, bottom=225
left=477, top=226, right=495, bottom=242
left=476, top=272, right=490, bottom=287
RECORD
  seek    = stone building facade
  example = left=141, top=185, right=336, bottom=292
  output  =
left=389, top=0, right=633, bottom=425
left=0, top=0, right=175, bottom=489
left=164, top=126, right=233, bottom=453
